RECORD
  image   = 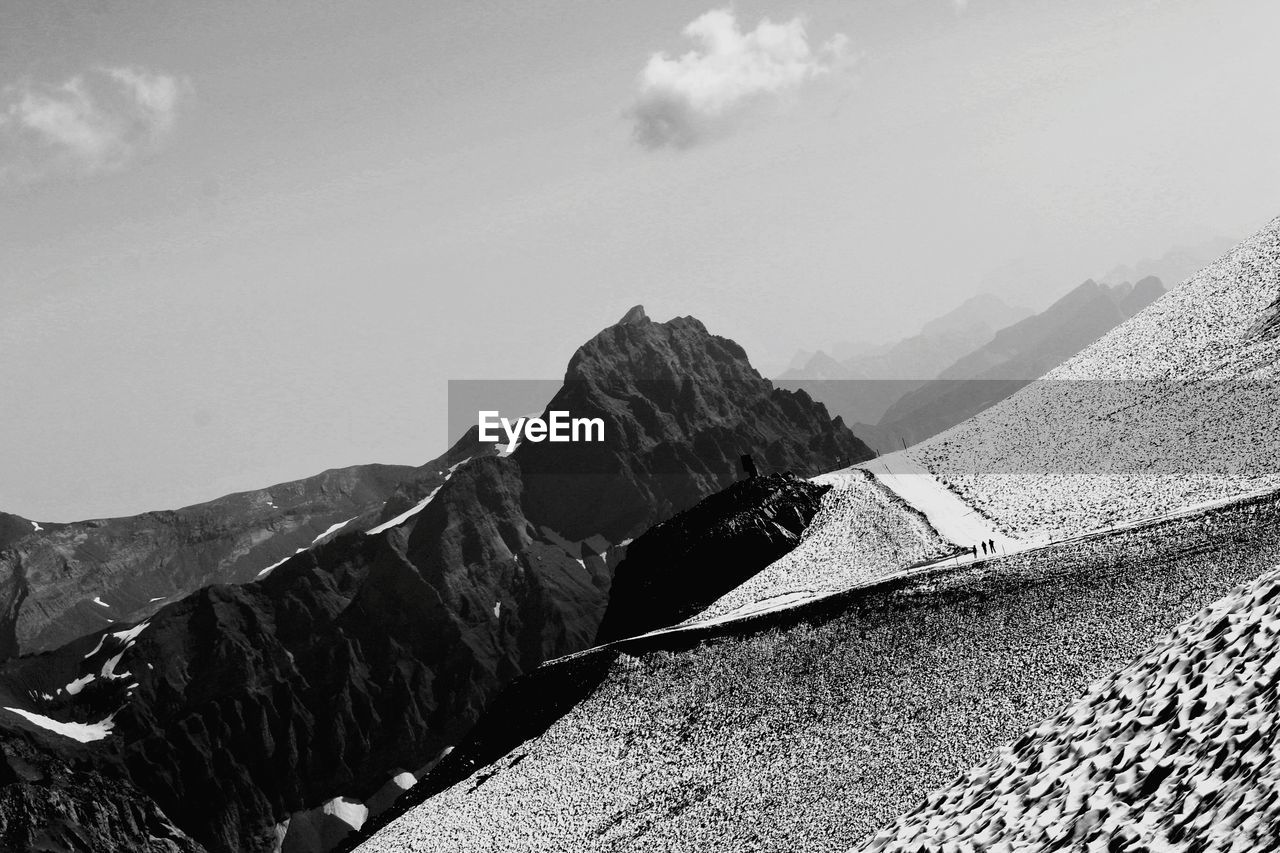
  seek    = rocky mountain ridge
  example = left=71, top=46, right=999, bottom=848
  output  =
left=0, top=458, right=485, bottom=662
left=0, top=306, right=864, bottom=853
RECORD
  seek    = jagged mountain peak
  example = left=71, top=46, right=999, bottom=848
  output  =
left=615, top=304, right=649, bottom=325
left=521, top=310, right=870, bottom=540
left=565, top=311, right=753, bottom=388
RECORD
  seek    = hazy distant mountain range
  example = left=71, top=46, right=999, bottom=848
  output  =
left=1095, top=236, right=1236, bottom=289
left=776, top=293, right=1031, bottom=426
left=780, top=277, right=1166, bottom=451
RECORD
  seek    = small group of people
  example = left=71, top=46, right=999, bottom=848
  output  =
left=971, top=538, right=998, bottom=559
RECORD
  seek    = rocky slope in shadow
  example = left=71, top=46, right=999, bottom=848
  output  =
left=0, top=726, right=206, bottom=852
left=595, top=473, right=830, bottom=643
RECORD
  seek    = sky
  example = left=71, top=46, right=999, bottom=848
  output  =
left=3, top=0, right=1280, bottom=521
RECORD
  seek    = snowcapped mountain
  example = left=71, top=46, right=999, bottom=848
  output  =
left=0, top=307, right=864, bottom=853
left=344, top=222, right=1280, bottom=853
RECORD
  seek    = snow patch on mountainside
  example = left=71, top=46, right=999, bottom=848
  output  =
left=256, top=548, right=305, bottom=579
left=100, top=651, right=129, bottom=679
left=326, top=797, right=368, bottom=832
left=367, top=458, right=474, bottom=536
left=855, top=453, right=1022, bottom=553
left=62, top=672, right=95, bottom=696
left=312, top=516, right=357, bottom=545
left=366, top=489, right=442, bottom=536
left=109, top=621, right=149, bottom=645
left=2, top=707, right=115, bottom=742
left=82, top=620, right=149, bottom=659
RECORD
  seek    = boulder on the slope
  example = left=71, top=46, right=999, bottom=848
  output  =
left=595, top=473, right=830, bottom=643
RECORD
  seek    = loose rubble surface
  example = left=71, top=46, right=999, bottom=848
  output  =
left=694, top=470, right=947, bottom=622
left=864, top=561, right=1280, bottom=853
left=356, top=495, right=1280, bottom=853
left=916, top=215, right=1280, bottom=538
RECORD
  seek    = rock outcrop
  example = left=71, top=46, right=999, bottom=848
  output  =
left=0, top=727, right=205, bottom=852
left=595, top=473, right=830, bottom=643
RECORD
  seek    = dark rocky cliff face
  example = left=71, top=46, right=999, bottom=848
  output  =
left=0, top=727, right=206, bottom=852
left=595, top=473, right=830, bottom=644
left=0, top=308, right=861, bottom=853
left=518, top=309, right=869, bottom=541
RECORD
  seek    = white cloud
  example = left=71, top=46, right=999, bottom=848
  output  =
left=631, top=8, right=849, bottom=150
left=1, top=66, right=190, bottom=184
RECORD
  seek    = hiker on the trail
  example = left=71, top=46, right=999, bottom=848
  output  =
left=971, top=545, right=978, bottom=559
left=988, top=538, right=996, bottom=554
left=981, top=541, right=988, bottom=556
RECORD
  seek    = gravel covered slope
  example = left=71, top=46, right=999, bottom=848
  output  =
left=355, top=494, right=1280, bottom=853
left=915, top=215, right=1280, bottom=538
left=693, top=469, right=947, bottom=623
left=864, top=562, right=1280, bottom=852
